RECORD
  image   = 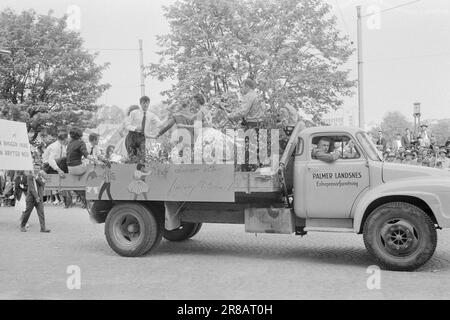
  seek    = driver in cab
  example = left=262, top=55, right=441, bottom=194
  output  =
left=312, top=137, right=340, bottom=163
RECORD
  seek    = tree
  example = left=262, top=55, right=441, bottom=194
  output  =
left=93, top=105, right=126, bottom=126
left=370, top=111, right=413, bottom=143
left=0, top=9, right=110, bottom=140
left=428, top=119, right=450, bottom=146
left=147, top=0, right=355, bottom=126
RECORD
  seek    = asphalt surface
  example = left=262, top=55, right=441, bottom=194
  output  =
left=1, top=206, right=450, bottom=300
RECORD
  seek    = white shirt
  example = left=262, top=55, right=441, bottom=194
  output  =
left=126, top=109, right=163, bottom=137
left=421, top=131, right=430, bottom=147
left=393, top=139, right=402, bottom=151
left=126, top=108, right=145, bottom=132
left=42, top=140, right=66, bottom=171
left=87, top=144, right=101, bottom=159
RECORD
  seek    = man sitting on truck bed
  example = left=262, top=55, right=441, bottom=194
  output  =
left=312, top=137, right=340, bottom=163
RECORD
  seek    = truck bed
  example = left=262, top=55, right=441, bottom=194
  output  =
left=44, top=163, right=282, bottom=202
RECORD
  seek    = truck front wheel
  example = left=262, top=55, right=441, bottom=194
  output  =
left=163, top=223, right=202, bottom=242
left=363, top=202, right=437, bottom=271
left=105, top=203, right=163, bottom=257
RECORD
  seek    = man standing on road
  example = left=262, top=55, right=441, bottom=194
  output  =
left=20, top=170, right=50, bottom=233
left=312, top=138, right=340, bottom=163
left=402, top=128, right=412, bottom=149
left=376, top=130, right=387, bottom=152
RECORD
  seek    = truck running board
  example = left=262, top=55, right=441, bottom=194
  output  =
left=303, top=227, right=354, bottom=233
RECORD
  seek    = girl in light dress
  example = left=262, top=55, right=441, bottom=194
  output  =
left=127, top=163, right=151, bottom=200
left=115, top=105, right=140, bottom=159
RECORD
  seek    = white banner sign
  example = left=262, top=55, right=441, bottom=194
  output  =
left=0, top=119, right=33, bottom=170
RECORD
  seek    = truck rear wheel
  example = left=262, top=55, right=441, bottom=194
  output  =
left=105, top=203, right=163, bottom=257
left=363, top=202, right=437, bottom=271
left=163, top=223, right=202, bottom=242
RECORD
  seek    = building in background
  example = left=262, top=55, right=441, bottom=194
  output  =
left=322, top=106, right=357, bottom=127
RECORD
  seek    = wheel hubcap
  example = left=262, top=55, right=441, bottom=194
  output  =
left=379, top=219, right=420, bottom=257
left=112, top=212, right=142, bottom=247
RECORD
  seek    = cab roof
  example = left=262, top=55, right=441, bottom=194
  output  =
left=300, top=126, right=365, bottom=137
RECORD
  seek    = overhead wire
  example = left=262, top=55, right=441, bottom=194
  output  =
left=361, top=0, right=422, bottom=18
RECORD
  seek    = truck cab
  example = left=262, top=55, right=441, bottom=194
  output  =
left=291, top=125, right=450, bottom=231
left=294, top=127, right=375, bottom=221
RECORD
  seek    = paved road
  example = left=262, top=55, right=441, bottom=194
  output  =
left=1, top=206, right=450, bottom=299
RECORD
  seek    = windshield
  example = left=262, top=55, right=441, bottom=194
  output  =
left=356, top=132, right=383, bottom=162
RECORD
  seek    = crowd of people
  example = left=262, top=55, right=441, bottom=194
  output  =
left=11, top=78, right=450, bottom=234
left=372, top=125, right=450, bottom=169
left=1, top=78, right=300, bottom=232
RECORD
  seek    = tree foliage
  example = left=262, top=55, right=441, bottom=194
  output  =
left=0, top=9, right=110, bottom=140
left=92, top=105, right=126, bottom=126
left=147, top=0, right=355, bottom=125
left=428, top=119, right=450, bottom=146
left=370, top=111, right=413, bottom=142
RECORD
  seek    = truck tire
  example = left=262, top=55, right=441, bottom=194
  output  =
left=163, top=222, right=202, bottom=242
left=105, top=203, right=163, bottom=257
left=190, top=223, right=203, bottom=237
left=363, top=202, right=437, bottom=271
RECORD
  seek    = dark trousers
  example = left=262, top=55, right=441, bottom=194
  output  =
left=75, top=190, right=86, bottom=208
left=42, top=157, right=68, bottom=174
left=125, top=131, right=146, bottom=162
left=61, top=190, right=72, bottom=208
left=98, top=182, right=112, bottom=200
left=21, top=194, right=45, bottom=230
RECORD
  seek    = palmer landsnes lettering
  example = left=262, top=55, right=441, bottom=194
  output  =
left=312, top=171, right=363, bottom=179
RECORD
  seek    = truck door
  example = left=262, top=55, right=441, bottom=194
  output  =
left=305, top=134, right=370, bottom=218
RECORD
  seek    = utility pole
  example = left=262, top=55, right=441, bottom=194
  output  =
left=413, top=102, right=421, bottom=138
left=357, top=6, right=365, bottom=130
left=139, top=39, right=145, bottom=97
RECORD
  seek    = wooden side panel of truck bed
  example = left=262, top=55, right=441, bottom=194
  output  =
left=45, top=163, right=281, bottom=202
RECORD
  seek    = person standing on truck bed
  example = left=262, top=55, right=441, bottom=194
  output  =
left=312, top=137, right=340, bottom=163
left=125, top=96, right=161, bottom=162
left=226, top=78, right=266, bottom=171
left=277, top=103, right=299, bottom=151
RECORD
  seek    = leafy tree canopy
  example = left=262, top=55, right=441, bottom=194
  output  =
left=370, top=111, right=413, bottom=143
left=0, top=9, right=110, bottom=140
left=147, top=0, right=355, bottom=125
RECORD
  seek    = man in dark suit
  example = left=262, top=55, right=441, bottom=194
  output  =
left=20, top=170, right=50, bottom=233
left=376, top=130, right=387, bottom=152
left=14, top=171, right=27, bottom=204
left=401, top=128, right=412, bottom=149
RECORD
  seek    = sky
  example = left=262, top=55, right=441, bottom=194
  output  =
left=1, top=0, right=450, bottom=127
